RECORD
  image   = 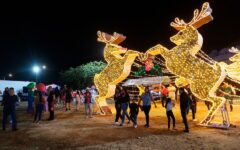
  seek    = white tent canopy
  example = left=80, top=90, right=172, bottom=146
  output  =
left=0, top=80, right=35, bottom=93
left=122, top=76, right=171, bottom=86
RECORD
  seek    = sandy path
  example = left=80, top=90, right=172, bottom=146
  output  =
left=1, top=102, right=240, bottom=150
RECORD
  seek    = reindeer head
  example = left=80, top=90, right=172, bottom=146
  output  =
left=170, top=26, right=198, bottom=45
left=97, top=31, right=128, bottom=62
left=170, top=2, right=212, bottom=45
left=229, top=47, right=240, bottom=62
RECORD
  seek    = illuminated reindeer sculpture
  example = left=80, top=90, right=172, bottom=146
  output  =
left=94, top=31, right=141, bottom=114
left=146, top=2, right=230, bottom=128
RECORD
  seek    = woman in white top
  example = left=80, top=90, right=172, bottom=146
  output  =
left=76, top=91, right=82, bottom=111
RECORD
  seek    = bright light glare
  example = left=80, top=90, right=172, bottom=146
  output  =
left=33, top=66, right=40, bottom=73
left=42, top=65, right=46, bottom=69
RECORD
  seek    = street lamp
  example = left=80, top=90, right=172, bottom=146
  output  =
left=33, top=66, right=40, bottom=82
left=3, top=73, right=13, bottom=80
left=42, top=65, right=46, bottom=69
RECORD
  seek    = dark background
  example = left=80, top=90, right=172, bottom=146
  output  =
left=0, top=0, right=239, bottom=84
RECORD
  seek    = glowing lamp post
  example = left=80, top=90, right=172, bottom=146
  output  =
left=33, top=66, right=40, bottom=82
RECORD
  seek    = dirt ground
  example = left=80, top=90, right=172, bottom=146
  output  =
left=1, top=101, right=240, bottom=150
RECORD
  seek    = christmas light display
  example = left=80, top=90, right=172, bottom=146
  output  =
left=94, top=2, right=240, bottom=128
left=94, top=31, right=141, bottom=114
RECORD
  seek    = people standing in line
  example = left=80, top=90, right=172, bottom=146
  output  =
left=120, top=87, right=130, bottom=126
left=76, top=90, right=82, bottom=111
left=47, top=91, right=56, bottom=121
left=2, top=87, right=18, bottom=131
left=83, top=89, right=93, bottom=118
left=114, top=86, right=123, bottom=125
left=129, top=98, right=139, bottom=128
left=33, top=91, right=45, bottom=123
left=165, top=97, right=176, bottom=130
left=138, top=86, right=157, bottom=128
left=179, top=87, right=190, bottom=132
left=65, top=87, right=73, bottom=111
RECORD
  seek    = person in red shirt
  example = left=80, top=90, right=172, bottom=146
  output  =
left=161, top=85, right=169, bottom=107
left=84, top=89, right=92, bottom=118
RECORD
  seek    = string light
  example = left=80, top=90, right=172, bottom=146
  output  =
left=145, top=2, right=231, bottom=128
left=94, top=2, right=240, bottom=128
left=94, top=31, right=141, bottom=113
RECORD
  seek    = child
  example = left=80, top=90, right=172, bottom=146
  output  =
left=165, top=97, right=176, bottom=130
left=129, top=98, right=139, bottom=128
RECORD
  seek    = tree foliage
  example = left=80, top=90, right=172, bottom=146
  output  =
left=60, top=61, right=106, bottom=89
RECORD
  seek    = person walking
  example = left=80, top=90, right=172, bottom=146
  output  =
left=179, top=88, right=190, bottom=132
left=83, top=89, right=93, bottom=118
left=138, top=86, right=157, bottom=128
left=129, top=98, right=139, bottom=128
left=2, top=87, right=18, bottom=131
left=65, top=87, right=73, bottom=111
left=76, top=90, right=82, bottom=111
left=120, top=88, right=130, bottom=126
left=47, top=91, right=56, bottom=120
left=165, top=97, right=176, bottom=130
left=113, top=86, right=123, bottom=125
left=33, top=91, right=45, bottom=123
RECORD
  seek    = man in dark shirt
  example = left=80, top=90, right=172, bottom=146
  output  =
left=129, top=98, right=139, bottom=128
left=2, top=87, right=18, bottom=131
left=179, top=88, right=190, bottom=132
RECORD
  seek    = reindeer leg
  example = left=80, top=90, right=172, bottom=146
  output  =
left=200, top=97, right=230, bottom=128
left=95, top=96, right=107, bottom=115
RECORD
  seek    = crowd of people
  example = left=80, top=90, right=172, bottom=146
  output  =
left=113, top=84, right=198, bottom=133
left=0, top=82, right=211, bottom=133
left=0, top=85, right=98, bottom=131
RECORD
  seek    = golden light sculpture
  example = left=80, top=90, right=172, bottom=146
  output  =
left=225, top=49, right=240, bottom=81
left=94, top=2, right=240, bottom=128
left=145, top=2, right=231, bottom=128
left=94, top=31, right=141, bottom=114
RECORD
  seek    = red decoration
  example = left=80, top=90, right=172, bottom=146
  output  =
left=36, top=83, right=46, bottom=92
left=144, top=58, right=154, bottom=71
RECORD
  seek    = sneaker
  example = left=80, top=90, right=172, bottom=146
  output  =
left=114, top=122, right=119, bottom=125
left=144, top=124, right=150, bottom=128
left=134, top=125, right=138, bottom=128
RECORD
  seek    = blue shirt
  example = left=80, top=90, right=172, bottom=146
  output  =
left=141, top=93, right=152, bottom=106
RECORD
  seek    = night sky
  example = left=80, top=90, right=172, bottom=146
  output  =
left=0, top=0, right=239, bottom=84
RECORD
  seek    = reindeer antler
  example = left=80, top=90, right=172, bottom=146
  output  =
left=170, top=2, right=213, bottom=30
left=229, top=47, right=240, bottom=54
left=97, top=31, right=126, bottom=44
